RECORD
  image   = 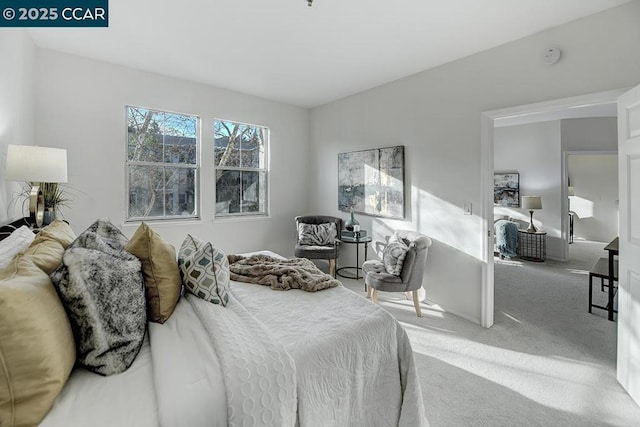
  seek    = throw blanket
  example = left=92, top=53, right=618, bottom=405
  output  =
left=187, top=294, right=298, bottom=427
left=227, top=254, right=340, bottom=291
left=495, top=219, right=519, bottom=258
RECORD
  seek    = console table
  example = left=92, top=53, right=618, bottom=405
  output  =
left=518, top=229, right=547, bottom=262
left=604, top=237, right=619, bottom=321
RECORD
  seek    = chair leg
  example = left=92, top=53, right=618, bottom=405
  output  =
left=329, top=259, right=336, bottom=277
left=371, top=289, right=378, bottom=304
left=405, top=292, right=411, bottom=300
left=412, top=291, right=422, bottom=318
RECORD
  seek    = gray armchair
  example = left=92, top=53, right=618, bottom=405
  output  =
left=363, top=230, right=432, bottom=317
left=295, top=215, right=342, bottom=277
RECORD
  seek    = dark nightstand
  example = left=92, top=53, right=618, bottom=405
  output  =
left=518, top=229, right=547, bottom=262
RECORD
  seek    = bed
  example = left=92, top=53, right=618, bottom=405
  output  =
left=0, top=220, right=427, bottom=427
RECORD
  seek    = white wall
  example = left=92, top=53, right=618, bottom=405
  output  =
left=494, top=121, right=563, bottom=259
left=0, top=30, right=36, bottom=223
left=309, top=2, right=640, bottom=324
left=562, top=117, right=619, bottom=248
left=569, top=154, right=618, bottom=242
left=35, top=49, right=311, bottom=256
left=562, top=117, right=618, bottom=151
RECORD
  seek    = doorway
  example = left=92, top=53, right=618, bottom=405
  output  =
left=479, top=88, right=626, bottom=328
left=564, top=151, right=619, bottom=266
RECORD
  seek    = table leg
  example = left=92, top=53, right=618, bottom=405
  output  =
left=608, top=250, right=615, bottom=321
left=364, top=242, right=368, bottom=292
left=355, top=242, right=360, bottom=280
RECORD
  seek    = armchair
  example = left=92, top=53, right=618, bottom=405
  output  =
left=363, top=230, right=432, bottom=317
left=294, top=215, right=342, bottom=277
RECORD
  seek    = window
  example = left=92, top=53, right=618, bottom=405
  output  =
left=126, top=106, right=199, bottom=221
left=214, top=119, right=268, bottom=217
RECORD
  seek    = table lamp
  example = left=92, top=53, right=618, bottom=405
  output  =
left=521, top=196, right=542, bottom=233
left=4, top=145, right=68, bottom=228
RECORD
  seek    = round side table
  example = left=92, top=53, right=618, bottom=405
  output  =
left=336, top=235, right=372, bottom=284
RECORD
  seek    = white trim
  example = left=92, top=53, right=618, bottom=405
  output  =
left=479, top=88, right=627, bottom=329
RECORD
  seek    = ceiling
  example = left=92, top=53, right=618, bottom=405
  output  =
left=28, top=0, right=632, bottom=108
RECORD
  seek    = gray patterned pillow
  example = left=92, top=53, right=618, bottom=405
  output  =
left=298, top=222, right=337, bottom=246
left=382, top=234, right=410, bottom=276
left=178, top=234, right=230, bottom=307
left=50, top=219, right=146, bottom=376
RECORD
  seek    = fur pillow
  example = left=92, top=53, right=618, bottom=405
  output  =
left=51, top=219, right=146, bottom=376
left=297, top=222, right=337, bottom=246
left=178, top=234, right=230, bottom=307
left=382, top=233, right=410, bottom=276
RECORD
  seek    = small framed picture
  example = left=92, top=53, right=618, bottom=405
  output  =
left=494, top=173, right=520, bottom=207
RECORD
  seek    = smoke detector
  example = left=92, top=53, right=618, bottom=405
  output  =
left=543, top=48, right=561, bottom=65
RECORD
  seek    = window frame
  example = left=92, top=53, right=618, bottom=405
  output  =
left=125, top=105, right=201, bottom=223
left=213, top=118, right=270, bottom=219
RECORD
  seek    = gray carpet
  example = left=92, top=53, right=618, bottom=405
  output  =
left=337, top=239, right=640, bottom=426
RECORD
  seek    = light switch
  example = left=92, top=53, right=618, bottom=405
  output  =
left=463, top=201, right=472, bottom=215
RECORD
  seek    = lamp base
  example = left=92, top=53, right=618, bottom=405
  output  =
left=527, top=210, right=537, bottom=233
left=28, top=185, right=44, bottom=228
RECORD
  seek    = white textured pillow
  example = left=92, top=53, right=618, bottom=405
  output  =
left=178, top=234, right=230, bottom=307
left=0, top=225, right=36, bottom=269
left=298, top=223, right=337, bottom=246
left=382, top=234, right=410, bottom=276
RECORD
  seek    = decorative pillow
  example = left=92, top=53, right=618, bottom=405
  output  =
left=126, top=222, right=182, bottom=323
left=382, top=234, right=410, bottom=276
left=298, top=222, right=337, bottom=246
left=22, top=233, right=66, bottom=274
left=178, top=234, right=230, bottom=307
left=50, top=219, right=146, bottom=376
left=37, top=219, right=77, bottom=248
left=21, top=220, right=76, bottom=275
left=0, top=225, right=35, bottom=269
left=0, top=255, right=76, bottom=427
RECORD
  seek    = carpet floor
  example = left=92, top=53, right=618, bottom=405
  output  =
left=338, top=239, right=640, bottom=426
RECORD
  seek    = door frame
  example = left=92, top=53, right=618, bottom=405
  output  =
left=479, top=88, right=627, bottom=328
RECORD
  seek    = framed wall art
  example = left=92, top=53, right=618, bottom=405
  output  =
left=338, top=146, right=405, bottom=219
left=494, top=172, right=520, bottom=207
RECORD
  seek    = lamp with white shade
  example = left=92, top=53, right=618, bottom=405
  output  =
left=521, top=196, right=542, bottom=233
left=4, top=145, right=68, bottom=228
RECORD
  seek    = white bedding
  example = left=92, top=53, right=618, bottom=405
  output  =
left=41, top=251, right=427, bottom=427
left=40, top=334, right=158, bottom=427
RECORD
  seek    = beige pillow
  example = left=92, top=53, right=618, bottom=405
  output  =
left=37, top=219, right=76, bottom=248
left=0, top=255, right=76, bottom=427
left=126, top=223, right=181, bottom=323
left=22, top=234, right=65, bottom=275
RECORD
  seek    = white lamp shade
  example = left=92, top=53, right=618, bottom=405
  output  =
left=522, top=196, right=542, bottom=210
left=5, top=145, right=68, bottom=183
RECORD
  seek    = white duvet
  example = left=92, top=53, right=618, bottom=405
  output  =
left=43, top=253, right=427, bottom=427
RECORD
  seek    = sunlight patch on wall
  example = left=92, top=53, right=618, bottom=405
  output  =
left=570, top=196, right=594, bottom=219
left=367, top=186, right=484, bottom=261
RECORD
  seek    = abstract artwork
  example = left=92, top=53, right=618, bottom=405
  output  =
left=494, top=172, right=520, bottom=207
left=338, top=146, right=405, bottom=219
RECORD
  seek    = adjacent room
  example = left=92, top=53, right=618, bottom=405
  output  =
left=1, top=1, right=640, bottom=426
